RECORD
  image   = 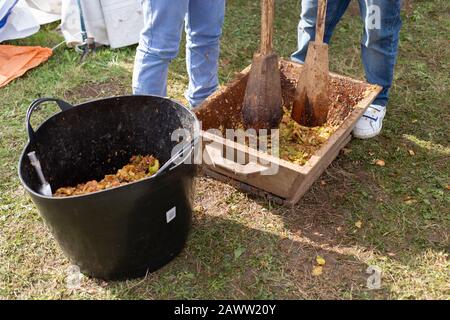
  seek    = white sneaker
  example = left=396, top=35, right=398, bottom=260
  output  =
left=353, top=105, right=386, bottom=139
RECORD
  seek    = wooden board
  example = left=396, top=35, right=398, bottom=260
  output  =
left=195, top=59, right=382, bottom=205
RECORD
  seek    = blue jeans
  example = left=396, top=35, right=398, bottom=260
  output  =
left=291, top=0, right=402, bottom=107
left=133, top=0, right=225, bottom=107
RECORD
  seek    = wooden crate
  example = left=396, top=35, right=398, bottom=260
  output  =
left=195, top=60, right=382, bottom=206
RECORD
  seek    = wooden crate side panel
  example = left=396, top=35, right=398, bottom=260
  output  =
left=304, top=84, right=382, bottom=171
left=287, top=84, right=380, bottom=201
left=280, top=59, right=377, bottom=88
left=196, top=71, right=248, bottom=131
left=287, top=134, right=352, bottom=204
left=201, top=131, right=300, bottom=198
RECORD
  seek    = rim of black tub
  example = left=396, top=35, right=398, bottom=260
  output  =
left=18, top=95, right=200, bottom=200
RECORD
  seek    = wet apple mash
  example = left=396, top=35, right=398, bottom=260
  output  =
left=54, top=155, right=160, bottom=197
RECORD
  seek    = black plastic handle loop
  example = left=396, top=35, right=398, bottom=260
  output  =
left=26, top=98, right=74, bottom=142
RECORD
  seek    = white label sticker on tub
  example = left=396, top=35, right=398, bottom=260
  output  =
left=166, top=207, right=176, bottom=223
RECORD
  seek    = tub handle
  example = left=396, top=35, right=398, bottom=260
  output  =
left=205, top=143, right=270, bottom=177
left=154, top=136, right=199, bottom=177
left=26, top=98, right=75, bottom=141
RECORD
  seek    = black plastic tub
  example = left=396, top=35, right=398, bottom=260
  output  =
left=18, top=95, right=199, bottom=280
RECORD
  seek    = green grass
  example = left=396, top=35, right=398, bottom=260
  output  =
left=0, top=0, right=449, bottom=299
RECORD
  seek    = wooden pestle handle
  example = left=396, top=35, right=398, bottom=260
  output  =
left=260, top=0, right=275, bottom=55
left=315, top=0, right=327, bottom=44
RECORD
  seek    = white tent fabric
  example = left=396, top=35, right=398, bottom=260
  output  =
left=0, top=0, right=39, bottom=42
left=25, top=0, right=61, bottom=24
left=60, top=0, right=109, bottom=46
left=99, top=0, right=144, bottom=49
left=0, top=0, right=143, bottom=48
left=0, top=0, right=62, bottom=42
left=0, top=0, right=19, bottom=25
left=61, top=0, right=144, bottom=48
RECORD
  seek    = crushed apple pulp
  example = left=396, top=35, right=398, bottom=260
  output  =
left=54, top=155, right=159, bottom=197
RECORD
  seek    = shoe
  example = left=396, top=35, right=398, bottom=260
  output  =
left=353, top=104, right=386, bottom=139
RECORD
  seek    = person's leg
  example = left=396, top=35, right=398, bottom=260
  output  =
left=132, top=0, right=189, bottom=96
left=358, top=0, right=402, bottom=107
left=291, top=0, right=352, bottom=63
left=353, top=0, right=402, bottom=139
left=185, top=0, right=225, bottom=107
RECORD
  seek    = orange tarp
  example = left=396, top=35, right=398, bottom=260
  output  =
left=0, top=45, right=52, bottom=88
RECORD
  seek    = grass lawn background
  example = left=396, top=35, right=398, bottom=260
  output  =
left=0, top=0, right=448, bottom=299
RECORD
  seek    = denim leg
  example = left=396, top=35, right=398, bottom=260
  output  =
left=291, top=0, right=351, bottom=63
left=358, top=0, right=402, bottom=107
left=185, top=0, right=225, bottom=107
left=132, top=0, right=189, bottom=96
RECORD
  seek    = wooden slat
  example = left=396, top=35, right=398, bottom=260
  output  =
left=202, top=131, right=298, bottom=198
